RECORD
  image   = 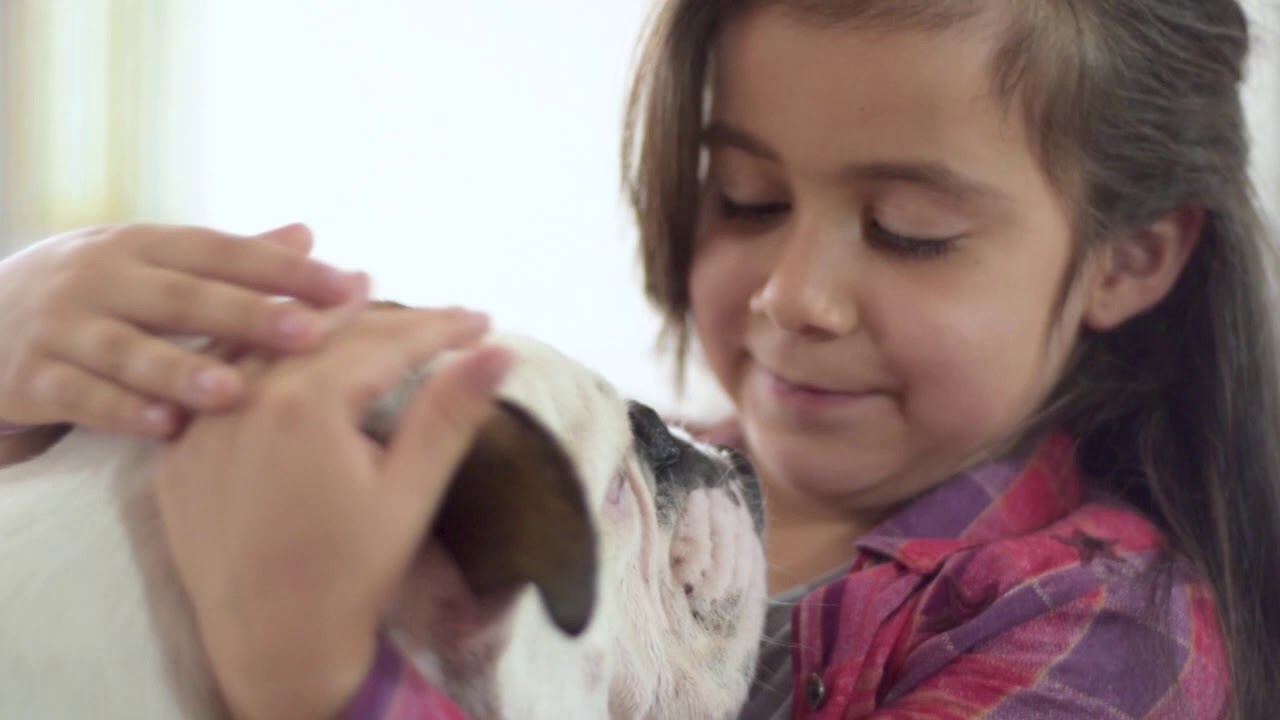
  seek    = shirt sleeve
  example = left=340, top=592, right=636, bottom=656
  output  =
left=859, top=581, right=1229, bottom=720
left=342, top=634, right=471, bottom=720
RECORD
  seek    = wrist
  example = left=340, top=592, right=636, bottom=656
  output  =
left=209, top=616, right=377, bottom=720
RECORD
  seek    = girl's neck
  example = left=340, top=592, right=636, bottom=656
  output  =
left=761, top=475, right=886, bottom=595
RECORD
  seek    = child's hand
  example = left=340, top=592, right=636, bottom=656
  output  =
left=0, top=223, right=365, bottom=437
left=152, top=306, right=513, bottom=720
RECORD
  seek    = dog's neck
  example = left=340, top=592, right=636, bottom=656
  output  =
left=389, top=542, right=612, bottom=720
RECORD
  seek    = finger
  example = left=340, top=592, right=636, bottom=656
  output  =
left=104, top=266, right=337, bottom=351
left=380, top=345, right=515, bottom=527
left=312, top=272, right=372, bottom=336
left=315, top=309, right=492, bottom=418
left=192, top=268, right=369, bottom=367
left=256, top=222, right=314, bottom=254
left=134, top=226, right=361, bottom=308
left=25, top=358, right=179, bottom=437
left=229, top=348, right=278, bottom=385
left=47, top=315, right=246, bottom=412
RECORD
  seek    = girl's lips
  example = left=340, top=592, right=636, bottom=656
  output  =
left=758, top=367, right=874, bottom=407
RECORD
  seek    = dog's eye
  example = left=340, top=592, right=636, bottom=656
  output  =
left=606, top=471, right=627, bottom=506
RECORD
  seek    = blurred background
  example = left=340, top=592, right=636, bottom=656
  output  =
left=1, top=0, right=1277, bottom=415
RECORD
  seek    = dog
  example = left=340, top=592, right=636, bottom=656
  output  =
left=0, top=331, right=768, bottom=719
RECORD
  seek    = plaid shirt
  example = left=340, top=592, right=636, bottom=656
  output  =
left=343, top=431, right=1230, bottom=719
left=341, top=635, right=468, bottom=720
left=789, top=431, right=1229, bottom=719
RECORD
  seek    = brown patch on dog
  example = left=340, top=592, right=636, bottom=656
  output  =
left=364, top=299, right=598, bottom=634
left=367, top=400, right=598, bottom=637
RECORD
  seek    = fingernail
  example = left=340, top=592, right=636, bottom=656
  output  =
left=455, top=308, right=490, bottom=330
left=141, top=403, right=174, bottom=430
left=468, top=348, right=514, bottom=392
left=320, top=267, right=361, bottom=294
left=277, top=311, right=319, bottom=340
left=193, top=367, right=239, bottom=397
left=260, top=223, right=313, bottom=249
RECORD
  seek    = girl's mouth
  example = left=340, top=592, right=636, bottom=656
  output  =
left=755, top=366, right=885, bottom=416
left=764, top=368, right=854, bottom=397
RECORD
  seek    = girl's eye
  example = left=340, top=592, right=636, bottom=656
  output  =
left=868, top=221, right=957, bottom=259
left=718, top=195, right=789, bottom=224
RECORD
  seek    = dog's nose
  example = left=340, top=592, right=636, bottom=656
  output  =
left=627, top=401, right=679, bottom=472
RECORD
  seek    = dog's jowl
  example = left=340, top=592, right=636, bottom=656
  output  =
left=0, top=333, right=768, bottom=720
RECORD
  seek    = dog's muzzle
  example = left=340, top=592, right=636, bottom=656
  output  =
left=627, top=402, right=764, bottom=535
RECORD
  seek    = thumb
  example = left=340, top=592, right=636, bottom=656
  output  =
left=380, top=345, right=515, bottom=528
left=256, top=222, right=314, bottom=254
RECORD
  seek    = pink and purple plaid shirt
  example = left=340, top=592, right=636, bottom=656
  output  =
left=342, top=635, right=468, bottom=720
left=344, top=430, right=1230, bottom=719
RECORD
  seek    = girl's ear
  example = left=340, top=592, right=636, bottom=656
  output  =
left=1082, top=206, right=1204, bottom=331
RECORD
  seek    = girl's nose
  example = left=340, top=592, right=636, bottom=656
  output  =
left=748, top=230, right=858, bottom=338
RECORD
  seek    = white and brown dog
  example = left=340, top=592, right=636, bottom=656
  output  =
left=0, top=333, right=767, bottom=719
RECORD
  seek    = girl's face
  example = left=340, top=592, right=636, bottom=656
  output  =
left=690, top=7, right=1090, bottom=520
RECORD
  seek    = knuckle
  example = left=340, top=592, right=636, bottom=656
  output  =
left=1, top=353, right=36, bottom=395
left=260, top=377, right=312, bottom=418
left=222, top=238, right=291, bottom=284
left=150, top=279, right=207, bottom=329
left=47, top=260, right=97, bottom=300
left=90, top=325, right=139, bottom=379
left=83, top=384, right=136, bottom=425
left=71, top=224, right=134, bottom=262
left=232, top=239, right=281, bottom=269
left=30, top=365, right=78, bottom=409
left=256, top=299, right=298, bottom=337
left=7, top=323, right=41, bottom=361
left=354, top=316, right=408, bottom=344
left=155, top=275, right=202, bottom=309
left=139, top=347, right=193, bottom=398
left=363, top=308, right=452, bottom=342
left=421, top=377, right=474, bottom=429
left=190, top=234, right=236, bottom=272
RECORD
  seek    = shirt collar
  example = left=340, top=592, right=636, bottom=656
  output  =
left=855, top=430, right=1083, bottom=574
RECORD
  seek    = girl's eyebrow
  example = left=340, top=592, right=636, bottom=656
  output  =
left=701, top=121, right=782, bottom=161
left=700, top=120, right=1010, bottom=206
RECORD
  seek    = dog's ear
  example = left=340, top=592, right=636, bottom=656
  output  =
left=365, top=399, right=597, bottom=637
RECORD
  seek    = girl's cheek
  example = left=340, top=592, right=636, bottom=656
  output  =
left=689, top=243, right=726, bottom=316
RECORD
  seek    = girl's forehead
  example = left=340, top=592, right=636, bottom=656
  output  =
left=708, top=5, right=1046, bottom=205
left=712, top=5, right=1004, bottom=124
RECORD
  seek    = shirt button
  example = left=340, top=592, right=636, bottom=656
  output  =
left=806, top=672, right=826, bottom=710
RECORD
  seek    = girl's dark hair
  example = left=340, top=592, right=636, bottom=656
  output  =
left=623, top=1, right=1280, bottom=717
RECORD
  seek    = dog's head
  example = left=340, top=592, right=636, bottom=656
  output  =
left=363, top=334, right=767, bottom=720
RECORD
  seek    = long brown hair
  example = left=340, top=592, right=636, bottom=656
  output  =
left=623, top=1, right=1280, bottom=717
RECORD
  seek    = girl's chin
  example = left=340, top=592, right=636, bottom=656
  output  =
left=747, top=432, right=901, bottom=508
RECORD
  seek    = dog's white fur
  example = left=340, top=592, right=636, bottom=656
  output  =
left=0, top=335, right=767, bottom=719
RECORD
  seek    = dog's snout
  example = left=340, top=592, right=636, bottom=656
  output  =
left=628, top=401, right=679, bottom=472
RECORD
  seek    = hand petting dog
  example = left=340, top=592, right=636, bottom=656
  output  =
left=154, top=307, right=513, bottom=719
left=0, top=223, right=363, bottom=438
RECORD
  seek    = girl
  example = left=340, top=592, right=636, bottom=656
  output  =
left=3, top=1, right=1277, bottom=718
left=618, top=2, right=1280, bottom=718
